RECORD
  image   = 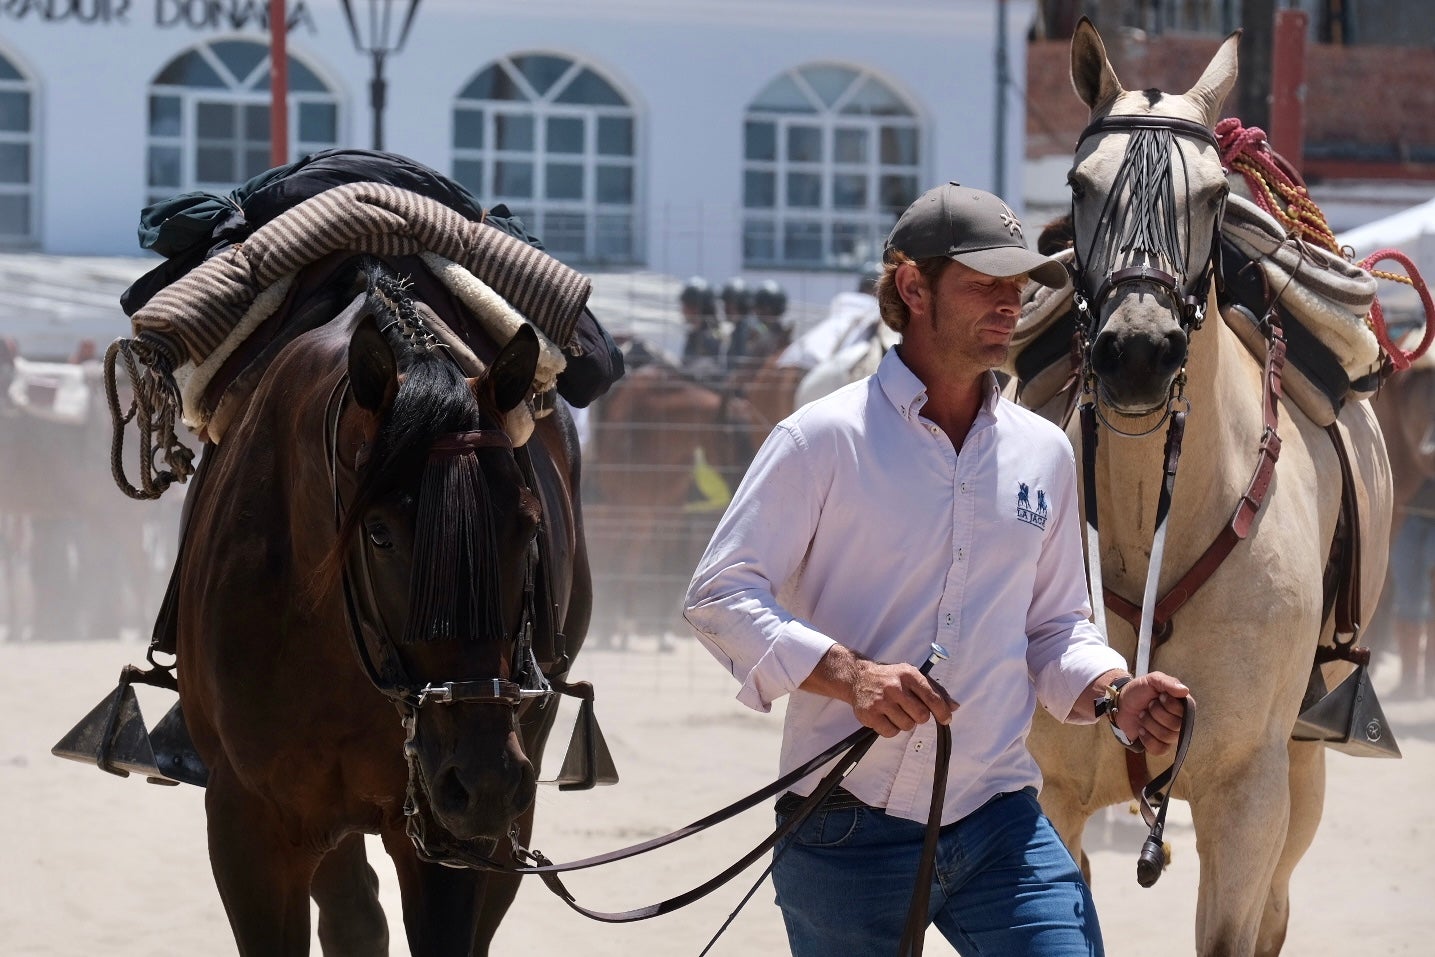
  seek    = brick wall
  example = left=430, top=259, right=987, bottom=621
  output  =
left=1026, top=36, right=1435, bottom=179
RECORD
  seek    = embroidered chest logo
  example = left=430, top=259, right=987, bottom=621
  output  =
left=998, top=202, right=1024, bottom=239
left=1016, top=482, right=1049, bottom=530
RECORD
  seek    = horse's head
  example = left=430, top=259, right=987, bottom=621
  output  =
left=335, top=282, right=543, bottom=845
left=1067, top=18, right=1238, bottom=413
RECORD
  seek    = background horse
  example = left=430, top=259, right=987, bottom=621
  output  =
left=175, top=255, right=589, bottom=956
left=1025, top=22, right=1391, bottom=956
left=583, top=355, right=772, bottom=646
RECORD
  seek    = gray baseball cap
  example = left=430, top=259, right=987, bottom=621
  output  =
left=885, top=182, right=1069, bottom=288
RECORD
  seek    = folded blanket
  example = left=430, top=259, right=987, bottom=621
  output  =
left=1222, top=193, right=1380, bottom=378
left=129, top=182, right=591, bottom=439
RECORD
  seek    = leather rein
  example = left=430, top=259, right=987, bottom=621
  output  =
left=419, top=645, right=952, bottom=957
left=322, top=355, right=949, bottom=952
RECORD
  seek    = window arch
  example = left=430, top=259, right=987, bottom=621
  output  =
left=146, top=39, right=339, bottom=206
left=452, top=53, right=639, bottom=265
left=743, top=64, right=922, bottom=269
left=0, top=50, right=36, bottom=245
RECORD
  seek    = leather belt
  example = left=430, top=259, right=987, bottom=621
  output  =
left=775, top=785, right=872, bottom=816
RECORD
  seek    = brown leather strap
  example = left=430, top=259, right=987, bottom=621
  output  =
left=1125, top=749, right=1150, bottom=807
left=1103, top=313, right=1287, bottom=643
left=1320, top=421, right=1364, bottom=658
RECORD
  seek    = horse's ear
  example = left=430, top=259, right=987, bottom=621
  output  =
left=1071, top=16, right=1124, bottom=113
left=349, top=314, right=398, bottom=414
left=488, top=324, right=539, bottom=414
left=1183, top=30, right=1241, bottom=126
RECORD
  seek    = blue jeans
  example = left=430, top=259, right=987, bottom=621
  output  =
left=772, top=787, right=1102, bottom=957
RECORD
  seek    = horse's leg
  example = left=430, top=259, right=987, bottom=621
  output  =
left=1036, top=779, right=1094, bottom=882
left=312, top=832, right=389, bottom=957
left=30, top=516, right=75, bottom=640
left=379, top=828, right=484, bottom=957
left=1189, top=747, right=1292, bottom=957
left=1254, top=741, right=1326, bottom=957
left=205, top=763, right=318, bottom=956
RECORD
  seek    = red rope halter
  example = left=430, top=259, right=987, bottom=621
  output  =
left=1215, top=118, right=1434, bottom=371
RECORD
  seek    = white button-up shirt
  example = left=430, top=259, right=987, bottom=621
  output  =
left=684, top=347, right=1127, bottom=826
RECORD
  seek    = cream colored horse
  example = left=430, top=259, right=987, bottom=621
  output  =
left=1025, top=21, right=1391, bottom=957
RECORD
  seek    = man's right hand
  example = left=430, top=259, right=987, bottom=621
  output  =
left=801, top=644, right=958, bottom=737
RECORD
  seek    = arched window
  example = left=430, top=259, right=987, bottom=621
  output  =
left=452, top=54, right=638, bottom=265
left=0, top=50, right=35, bottom=245
left=147, top=40, right=339, bottom=206
left=743, top=65, right=922, bottom=269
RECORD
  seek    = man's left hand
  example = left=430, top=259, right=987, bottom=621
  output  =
left=1113, top=672, right=1189, bottom=755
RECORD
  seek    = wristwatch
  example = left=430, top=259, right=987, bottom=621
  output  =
left=1095, top=675, right=1143, bottom=751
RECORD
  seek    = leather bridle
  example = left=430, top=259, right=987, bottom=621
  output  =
left=322, top=367, right=556, bottom=863
left=1069, top=113, right=1226, bottom=366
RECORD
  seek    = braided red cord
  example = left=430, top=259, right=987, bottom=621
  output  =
left=1215, top=118, right=1342, bottom=253
left=1215, top=117, right=1435, bottom=373
left=1361, top=249, right=1435, bottom=371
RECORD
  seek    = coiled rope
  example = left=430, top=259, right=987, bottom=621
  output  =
left=1215, top=117, right=1434, bottom=371
left=104, top=337, right=195, bottom=500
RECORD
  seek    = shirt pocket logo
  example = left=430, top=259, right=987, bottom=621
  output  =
left=1015, top=482, right=1049, bottom=530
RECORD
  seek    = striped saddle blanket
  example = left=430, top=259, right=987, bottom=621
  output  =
left=127, top=181, right=592, bottom=442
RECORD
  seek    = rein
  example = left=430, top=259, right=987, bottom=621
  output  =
left=433, top=645, right=952, bottom=956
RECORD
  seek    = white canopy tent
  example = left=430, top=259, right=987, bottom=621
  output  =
left=1337, top=198, right=1435, bottom=330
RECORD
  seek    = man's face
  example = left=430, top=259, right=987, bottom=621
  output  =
left=903, top=260, right=1025, bottom=377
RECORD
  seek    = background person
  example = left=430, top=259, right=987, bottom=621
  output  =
left=679, top=276, right=724, bottom=375
left=685, top=182, right=1189, bottom=956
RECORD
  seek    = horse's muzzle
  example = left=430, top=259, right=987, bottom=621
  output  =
left=421, top=731, right=536, bottom=842
left=1090, top=325, right=1188, bottom=412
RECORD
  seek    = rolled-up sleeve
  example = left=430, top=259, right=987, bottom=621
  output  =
left=684, top=424, right=835, bottom=711
left=1025, top=447, right=1128, bottom=722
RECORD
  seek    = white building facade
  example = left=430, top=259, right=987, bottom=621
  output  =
left=0, top=0, right=1035, bottom=305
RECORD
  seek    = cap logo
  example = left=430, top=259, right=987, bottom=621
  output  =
left=998, top=202, right=1023, bottom=239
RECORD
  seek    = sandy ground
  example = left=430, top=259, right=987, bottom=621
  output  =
left=3, top=633, right=1433, bottom=956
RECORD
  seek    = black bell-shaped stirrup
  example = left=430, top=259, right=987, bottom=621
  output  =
left=540, top=680, right=619, bottom=791
left=51, top=676, right=171, bottom=784
left=148, top=701, right=210, bottom=787
left=1292, top=663, right=1401, bottom=759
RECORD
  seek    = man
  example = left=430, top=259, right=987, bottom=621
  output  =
left=685, top=182, right=1189, bottom=956
left=678, top=276, right=724, bottom=375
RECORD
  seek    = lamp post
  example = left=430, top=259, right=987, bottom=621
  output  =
left=339, top=0, right=423, bottom=152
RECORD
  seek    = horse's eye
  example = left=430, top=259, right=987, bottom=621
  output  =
left=366, top=521, right=394, bottom=549
left=1066, top=172, right=1085, bottom=199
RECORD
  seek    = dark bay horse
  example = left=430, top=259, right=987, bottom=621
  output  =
left=176, top=256, right=590, bottom=955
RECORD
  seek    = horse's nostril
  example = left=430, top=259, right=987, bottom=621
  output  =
left=1091, top=332, right=1121, bottom=378
left=432, top=766, right=469, bottom=811
left=1158, top=330, right=1188, bottom=374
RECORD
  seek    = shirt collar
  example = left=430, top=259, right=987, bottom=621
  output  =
left=877, top=347, right=1003, bottom=423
